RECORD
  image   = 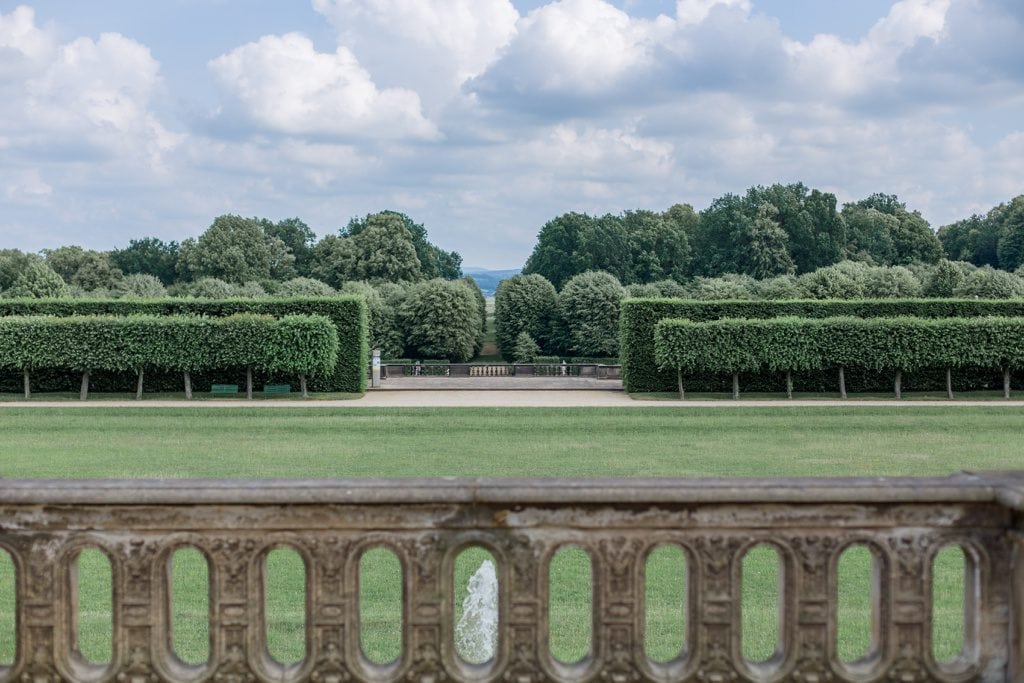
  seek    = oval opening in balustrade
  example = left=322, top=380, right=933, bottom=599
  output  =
left=741, top=544, right=782, bottom=664
left=74, top=548, right=113, bottom=666
left=359, top=546, right=403, bottom=666
left=548, top=546, right=593, bottom=665
left=454, top=547, right=500, bottom=666
left=836, top=544, right=879, bottom=665
left=170, top=547, right=210, bottom=666
left=0, top=549, right=14, bottom=666
left=263, top=547, right=307, bottom=665
left=932, top=545, right=969, bottom=664
left=644, top=545, right=687, bottom=664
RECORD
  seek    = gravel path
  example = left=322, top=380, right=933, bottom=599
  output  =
left=2, top=391, right=1024, bottom=408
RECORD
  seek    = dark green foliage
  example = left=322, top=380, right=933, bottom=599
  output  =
left=494, top=274, right=558, bottom=359
left=263, top=218, right=317, bottom=277
left=400, top=279, right=482, bottom=362
left=0, top=314, right=338, bottom=382
left=924, top=260, right=968, bottom=297
left=0, top=297, right=367, bottom=393
left=656, top=316, right=1024, bottom=378
left=110, top=238, right=180, bottom=285
left=559, top=271, right=624, bottom=357
left=622, top=298, right=1024, bottom=393
left=842, top=194, right=942, bottom=265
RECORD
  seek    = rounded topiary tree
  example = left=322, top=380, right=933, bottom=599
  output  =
left=494, top=274, right=557, bottom=360
left=558, top=270, right=624, bottom=357
left=400, top=279, right=482, bottom=361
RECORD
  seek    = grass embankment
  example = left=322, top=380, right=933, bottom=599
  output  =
left=0, top=407, right=1017, bottom=665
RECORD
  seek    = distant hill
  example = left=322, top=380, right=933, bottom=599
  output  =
left=463, top=267, right=521, bottom=297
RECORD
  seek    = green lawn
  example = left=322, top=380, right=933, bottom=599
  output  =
left=0, top=406, right=1014, bottom=666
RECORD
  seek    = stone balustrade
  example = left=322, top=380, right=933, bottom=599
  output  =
left=0, top=473, right=1021, bottom=682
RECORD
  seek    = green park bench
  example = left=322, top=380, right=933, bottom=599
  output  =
left=210, top=384, right=239, bottom=395
left=263, top=384, right=291, bottom=395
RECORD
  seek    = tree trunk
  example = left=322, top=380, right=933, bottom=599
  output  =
left=80, top=370, right=90, bottom=401
left=894, top=369, right=902, bottom=400
left=839, top=366, right=847, bottom=399
left=136, top=368, right=144, bottom=400
left=23, top=369, right=30, bottom=400
left=300, top=374, right=308, bottom=399
left=677, top=368, right=685, bottom=400
left=1003, top=366, right=1011, bottom=399
left=732, top=372, right=739, bottom=400
left=246, top=367, right=253, bottom=400
left=786, top=370, right=793, bottom=400
left=184, top=371, right=193, bottom=400
left=945, top=368, right=953, bottom=400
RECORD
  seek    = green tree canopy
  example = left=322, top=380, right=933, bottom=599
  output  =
left=344, top=210, right=461, bottom=280
left=43, top=246, right=123, bottom=291
left=494, top=273, right=558, bottom=359
left=4, top=259, right=70, bottom=298
left=558, top=271, right=624, bottom=357
left=110, top=238, right=180, bottom=284
left=400, top=279, right=482, bottom=361
left=177, top=215, right=295, bottom=283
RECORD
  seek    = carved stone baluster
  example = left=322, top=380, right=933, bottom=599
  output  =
left=405, top=532, right=448, bottom=683
left=597, top=537, right=642, bottom=683
left=694, top=536, right=741, bottom=683
left=308, top=536, right=354, bottom=683
left=115, top=538, right=159, bottom=682
left=886, top=535, right=930, bottom=683
left=210, top=538, right=257, bottom=683
left=20, top=537, right=63, bottom=683
left=976, top=530, right=1011, bottom=682
left=501, top=532, right=544, bottom=683
left=790, top=535, right=837, bottom=683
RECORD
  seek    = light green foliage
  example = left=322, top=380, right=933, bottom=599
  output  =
left=0, top=297, right=367, bottom=393
left=116, top=274, right=167, bottom=298
left=754, top=275, right=803, bottom=300
left=0, top=314, right=338, bottom=380
left=233, top=281, right=268, bottom=298
left=655, top=316, right=1024, bottom=377
left=512, top=331, right=540, bottom=363
left=180, top=277, right=237, bottom=299
left=494, top=273, right=558, bottom=359
left=843, top=194, right=942, bottom=265
left=687, top=274, right=756, bottom=300
left=797, top=262, right=865, bottom=299
left=4, top=259, right=70, bottom=299
left=178, top=215, right=294, bottom=283
left=0, top=249, right=38, bottom=293
left=276, top=277, right=335, bottom=297
left=43, top=246, right=123, bottom=291
left=954, top=265, right=1024, bottom=298
left=400, top=279, right=482, bottom=361
left=344, top=210, right=461, bottom=280
left=924, top=260, right=968, bottom=297
left=349, top=213, right=423, bottom=283
left=860, top=264, right=923, bottom=298
left=559, top=271, right=624, bottom=357
left=621, top=298, right=1024, bottom=393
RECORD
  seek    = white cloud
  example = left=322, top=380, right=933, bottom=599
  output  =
left=312, top=0, right=518, bottom=106
left=209, top=32, right=437, bottom=140
left=676, top=0, right=751, bottom=27
left=0, top=5, right=55, bottom=80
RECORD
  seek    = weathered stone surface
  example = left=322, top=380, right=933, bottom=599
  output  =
left=0, top=473, right=1018, bottom=682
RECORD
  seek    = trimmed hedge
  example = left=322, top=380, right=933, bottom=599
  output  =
left=656, top=316, right=1024, bottom=376
left=623, top=298, right=1024, bottom=392
left=0, top=314, right=339, bottom=397
left=0, top=297, right=367, bottom=393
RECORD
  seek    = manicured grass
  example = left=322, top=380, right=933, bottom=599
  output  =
left=0, top=407, right=1011, bottom=665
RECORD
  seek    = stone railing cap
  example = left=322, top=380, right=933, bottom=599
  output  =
left=0, top=471, right=1021, bottom=507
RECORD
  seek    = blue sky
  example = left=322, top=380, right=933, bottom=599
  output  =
left=1, top=0, right=1022, bottom=268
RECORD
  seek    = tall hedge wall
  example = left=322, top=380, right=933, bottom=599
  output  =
left=0, top=297, right=367, bottom=393
left=622, top=298, right=1024, bottom=392
left=655, top=316, right=1024, bottom=376
left=0, top=314, right=338, bottom=378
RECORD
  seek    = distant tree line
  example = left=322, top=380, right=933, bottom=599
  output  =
left=523, top=185, right=1024, bottom=287
left=0, top=210, right=461, bottom=300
